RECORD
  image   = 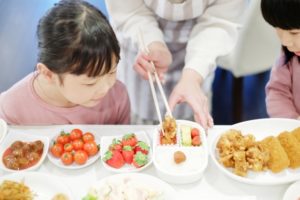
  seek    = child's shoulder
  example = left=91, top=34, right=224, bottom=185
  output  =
left=111, top=80, right=128, bottom=94
left=0, top=73, right=35, bottom=107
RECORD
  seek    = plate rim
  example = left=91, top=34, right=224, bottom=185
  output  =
left=283, top=180, right=300, bottom=200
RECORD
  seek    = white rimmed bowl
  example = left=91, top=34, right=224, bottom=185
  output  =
left=0, top=119, right=8, bottom=144
left=0, top=130, right=49, bottom=172
left=153, top=120, right=208, bottom=184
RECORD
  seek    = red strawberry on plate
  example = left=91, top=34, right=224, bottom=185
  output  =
left=122, top=133, right=137, bottom=147
left=134, top=141, right=150, bottom=155
left=103, top=150, right=124, bottom=169
left=132, top=152, right=148, bottom=168
left=122, top=145, right=134, bottom=164
left=109, top=138, right=122, bottom=152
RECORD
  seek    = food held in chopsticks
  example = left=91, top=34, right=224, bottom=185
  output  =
left=0, top=180, right=34, bottom=200
left=217, top=126, right=300, bottom=176
left=2, top=140, right=44, bottom=170
left=160, top=116, right=177, bottom=145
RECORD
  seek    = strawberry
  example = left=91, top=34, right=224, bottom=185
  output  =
left=191, top=128, right=200, bottom=138
left=122, top=145, right=134, bottom=164
left=132, top=152, right=148, bottom=168
left=103, top=150, right=124, bottom=169
left=122, top=133, right=137, bottom=147
left=134, top=141, right=150, bottom=155
left=109, top=138, right=122, bottom=152
left=192, top=136, right=201, bottom=146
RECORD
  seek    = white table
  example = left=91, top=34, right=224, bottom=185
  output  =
left=0, top=125, right=291, bottom=200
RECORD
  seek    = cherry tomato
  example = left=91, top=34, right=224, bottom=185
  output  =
left=72, top=139, right=84, bottom=150
left=82, top=132, right=95, bottom=143
left=61, top=152, right=73, bottom=165
left=74, top=150, right=88, bottom=165
left=56, top=133, right=70, bottom=145
left=83, top=141, right=99, bottom=156
left=50, top=143, right=63, bottom=158
left=70, top=129, right=83, bottom=141
left=64, top=143, right=73, bottom=152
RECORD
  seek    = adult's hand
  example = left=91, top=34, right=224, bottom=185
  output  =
left=169, top=69, right=214, bottom=130
left=134, top=41, right=172, bottom=81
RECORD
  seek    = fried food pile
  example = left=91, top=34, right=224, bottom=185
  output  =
left=217, top=129, right=269, bottom=176
left=0, top=180, right=33, bottom=200
left=160, top=115, right=177, bottom=145
left=217, top=126, right=300, bottom=176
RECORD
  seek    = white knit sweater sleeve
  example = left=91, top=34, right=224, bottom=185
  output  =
left=105, top=0, right=165, bottom=47
left=184, top=0, right=246, bottom=79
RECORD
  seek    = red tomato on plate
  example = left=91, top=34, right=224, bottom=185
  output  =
left=70, top=129, right=83, bottom=141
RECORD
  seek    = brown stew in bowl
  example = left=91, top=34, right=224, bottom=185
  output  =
left=2, top=140, right=44, bottom=170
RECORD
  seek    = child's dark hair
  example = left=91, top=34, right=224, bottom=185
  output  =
left=37, top=0, right=120, bottom=77
left=261, top=0, right=300, bottom=63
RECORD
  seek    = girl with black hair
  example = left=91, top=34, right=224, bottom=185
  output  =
left=0, top=0, right=130, bottom=125
left=261, top=0, right=300, bottom=120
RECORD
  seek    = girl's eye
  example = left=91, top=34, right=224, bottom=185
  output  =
left=84, top=83, right=96, bottom=87
left=290, top=32, right=300, bottom=35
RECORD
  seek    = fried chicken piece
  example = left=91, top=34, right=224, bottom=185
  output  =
left=260, top=136, right=289, bottom=173
left=278, top=131, right=300, bottom=169
left=291, top=127, right=300, bottom=142
left=233, top=151, right=248, bottom=177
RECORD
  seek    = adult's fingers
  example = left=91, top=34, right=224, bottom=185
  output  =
left=133, top=62, right=149, bottom=80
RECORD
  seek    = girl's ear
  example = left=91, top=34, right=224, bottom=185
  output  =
left=36, top=63, right=56, bottom=83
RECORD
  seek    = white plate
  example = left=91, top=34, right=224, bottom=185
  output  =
left=210, top=118, right=300, bottom=185
left=0, top=171, right=73, bottom=200
left=47, top=133, right=101, bottom=170
left=283, top=180, right=300, bottom=200
left=82, top=173, right=177, bottom=200
left=101, top=131, right=152, bottom=173
left=0, top=131, right=49, bottom=172
left=0, top=119, right=8, bottom=144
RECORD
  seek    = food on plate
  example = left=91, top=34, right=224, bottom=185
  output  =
left=82, top=176, right=163, bottom=200
left=52, top=193, right=69, bottom=200
left=291, top=127, right=300, bottom=142
left=160, top=116, right=177, bottom=145
left=0, top=180, right=33, bottom=200
left=103, top=134, right=150, bottom=169
left=277, top=132, right=300, bottom=169
left=217, top=129, right=269, bottom=176
left=103, top=150, right=125, bottom=169
left=181, top=126, right=202, bottom=147
left=260, top=136, right=290, bottom=173
left=2, top=140, right=44, bottom=170
left=174, top=151, right=186, bottom=164
left=50, top=129, right=99, bottom=166
left=132, top=152, right=148, bottom=168
left=181, top=126, right=192, bottom=146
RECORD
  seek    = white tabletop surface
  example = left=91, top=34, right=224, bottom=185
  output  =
left=0, top=125, right=292, bottom=200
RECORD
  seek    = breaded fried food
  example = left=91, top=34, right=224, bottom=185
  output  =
left=260, top=136, right=289, bottom=173
left=278, top=131, right=300, bottom=169
left=233, top=151, right=248, bottom=176
left=291, top=127, right=300, bottom=142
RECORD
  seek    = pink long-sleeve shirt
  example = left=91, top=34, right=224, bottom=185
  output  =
left=266, top=55, right=300, bottom=119
left=0, top=73, right=131, bottom=125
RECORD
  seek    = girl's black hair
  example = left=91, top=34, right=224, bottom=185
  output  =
left=37, top=0, right=120, bottom=77
left=261, top=0, right=300, bottom=63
